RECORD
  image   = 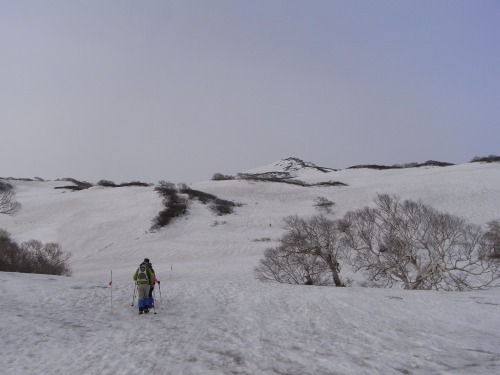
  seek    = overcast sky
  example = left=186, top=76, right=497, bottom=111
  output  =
left=1, top=0, right=499, bottom=183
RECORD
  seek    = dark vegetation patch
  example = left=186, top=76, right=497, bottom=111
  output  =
left=54, top=178, right=93, bottom=191
left=151, top=182, right=189, bottom=230
left=211, top=173, right=236, bottom=181
left=0, top=229, right=72, bottom=276
left=54, top=179, right=151, bottom=191
left=151, top=182, right=243, bottom=230
left=239, top=172, right=292, bottom=180
left=471, top=155, right=500, bottom=163
left=252, top=237, right=272, bottom=242
left=0, top=181, right=14, bottom=191
left=237, top=173, right=347, bottom=187
left=347, top=160, right=455, bottom=170
left=97, top=180, right=151, bottom=188
left=179, top=184, right=242, bottom=216
left=314, top=181, right=348, bottom=187
left=347, top=164, right=397, bottom=170
left=314, top=197, right=335, bottom=214
left=1, top=177, right=36, bottom=181
left=178, top=185, right=219, bottom=204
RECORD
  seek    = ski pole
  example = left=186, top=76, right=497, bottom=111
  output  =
left=152, top=289, right=157, bottom=315
left=131, top=283, right=137, bottom=306
left=158, top=281, right=162, bottom=305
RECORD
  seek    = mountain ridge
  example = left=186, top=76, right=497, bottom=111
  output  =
left=242, top=157, right=336, bottom=176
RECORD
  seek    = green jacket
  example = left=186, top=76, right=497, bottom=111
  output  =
left=133, top=266, right=154, bottom=286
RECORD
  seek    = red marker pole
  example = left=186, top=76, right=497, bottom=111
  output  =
left=109, top=270, right=113, bottom=313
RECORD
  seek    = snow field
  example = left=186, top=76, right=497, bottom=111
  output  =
left=1, top=161, right=500, bottom=374
left=1, top=272, right=499, bottom=374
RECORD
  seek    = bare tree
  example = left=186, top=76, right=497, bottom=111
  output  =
left=0, top=229, right=21, bottom=271
left=21, top=240, right=72, bottom=276
left=255, top=215, right=346, bottom=286
left=0, top=182, right=21, bottom=215
left=254, top=245, right=331, bottom=285
left=281, top=215, right=346, bottom=286
left=480, top=220, right=500, bottom=260
left=340, top=194, right=500, bottom=290
left=0, top=230, right=72, bottom=276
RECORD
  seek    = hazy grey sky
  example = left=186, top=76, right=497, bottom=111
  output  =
left=1, top=0, right=499, bottom=183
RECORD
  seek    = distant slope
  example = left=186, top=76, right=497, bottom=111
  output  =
left=1, top=161, right=499, bottom=281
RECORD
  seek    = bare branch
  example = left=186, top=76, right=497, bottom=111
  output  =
left=341, top=194, right=499, bottom=291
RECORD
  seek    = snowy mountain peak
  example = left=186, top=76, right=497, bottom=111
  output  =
left=273, top=157, right=319, bottom=171
left=242, top=157, right=335, bottom=177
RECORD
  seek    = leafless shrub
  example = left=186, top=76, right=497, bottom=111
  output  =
left=254, top=245, right=331, bottom=285
left=238, top=173, right=347, bottom=187
left=179, top=185, right=241, bottom=215
left=252, top=237, right=272, bottom=242
left=20, top=240, right=72, bottom=276
left=419, top=160, right=454, bottom=167
left=480, top=220, right=500, bottom=260
left=54, top=178, right=93, bottom=191
left=314, top=197, right=335, bottom=213
left=348, top=164, right=399, bottom=170
left=151, top=181, right=188, bottom=230
left=210, top=199, right=237, bottom=215
left=349, top=160, right=453, bottom=170
left=314, top=181, right=348, bottom=187
left=0, top=230, right=72, bottom=276
left=281, top=215, right=346, bottom=286
left=119, top=181, right=151, bottom=187
left=97, top=180, right=151, bottom=187
left=255, top=215, right=347, bottom=286
left=0, top=182, right=21, bottom=215
left=0, top=229, right=21, bottom=271
left=211, top=173, right=235, bottom=181
left=340, top=194, right=499, bottom=290
left=97, top=179, right=116, bottom=187
left=211, top=220, right=227, bottom=227
left=179, top=185, right=216, bottom=204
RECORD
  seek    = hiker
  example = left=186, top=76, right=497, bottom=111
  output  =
left=133, top=259, right=154, bottom=314
left=140, top=258, right=160, bottom=308
left=146, top=261, right=160, bottom=306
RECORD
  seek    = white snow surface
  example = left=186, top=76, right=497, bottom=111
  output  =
left=1, top=161, right=500, bottom=375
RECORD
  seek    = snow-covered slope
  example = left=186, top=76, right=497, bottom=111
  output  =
left=1, top=160, right=500, bottom=374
